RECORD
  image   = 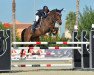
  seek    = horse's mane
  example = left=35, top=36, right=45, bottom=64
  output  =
left=42, top=9, right=62, bottom=22
left=50, top=9, right=61, bottom=13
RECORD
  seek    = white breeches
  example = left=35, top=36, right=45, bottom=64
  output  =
left=35, top=15, right=39, bottom=21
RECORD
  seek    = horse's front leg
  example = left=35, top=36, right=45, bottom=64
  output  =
left=29, top=36, right=40, bottom=47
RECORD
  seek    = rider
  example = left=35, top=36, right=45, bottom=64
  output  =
left=32, top=6, right=49, bottom=33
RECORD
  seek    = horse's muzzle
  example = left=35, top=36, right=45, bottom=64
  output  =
left=59, top=22, right=62, bottom=25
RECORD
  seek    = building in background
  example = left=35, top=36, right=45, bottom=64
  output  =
left=11, top=20, right=31, bottom=38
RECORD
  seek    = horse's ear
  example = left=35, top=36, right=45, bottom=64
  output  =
left=55, top=9, right=58, bottom=11
left=60, top=8, right=64, bottom=12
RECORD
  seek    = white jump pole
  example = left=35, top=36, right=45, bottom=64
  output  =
left=11, top=64, right=72, bottom=67
left=12, top=47, right=81, bottom=50
left=12, top=53, right=55, bottom=56
left=12, top=42, right=90, bottom=45
left=12, top=58, right=72, bottom=61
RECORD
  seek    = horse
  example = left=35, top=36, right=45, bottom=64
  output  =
left=21, top=9, right=63, bottom=47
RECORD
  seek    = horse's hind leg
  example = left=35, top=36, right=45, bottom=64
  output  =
left=28, top=36, right=40, bottom=47
left=35, top=36, right=40, bottom=41
left=21, top=29, right=26, bottom=47
left=30, top=36, right=40, bottom=42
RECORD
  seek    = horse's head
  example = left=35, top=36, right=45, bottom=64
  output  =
left=49, top=8, right=63, bottom=25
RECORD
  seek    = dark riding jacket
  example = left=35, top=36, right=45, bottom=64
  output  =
left=32, top=9, right=48, bottom=30
left=36, top=9, right=48, bottom=22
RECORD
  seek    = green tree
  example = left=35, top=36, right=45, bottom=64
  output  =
left=65, top=11, right=76, bottom=34
left=0, top=23, right=4, bottom=30
left=78, top=6, right=94, bottom=35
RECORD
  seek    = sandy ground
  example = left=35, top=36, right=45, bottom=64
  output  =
left=1, top=60, right=94, bottom=75
left=0, top=70, right=94, bottom=75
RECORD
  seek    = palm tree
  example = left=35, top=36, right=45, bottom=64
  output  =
left=75, top=0, right=80, bottom=29
left=65, top=11, right=76, bottom=34
left=12, top=0, right=16, bottom=48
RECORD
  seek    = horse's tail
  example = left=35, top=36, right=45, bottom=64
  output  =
left=21, top=28, right=26, bottom=47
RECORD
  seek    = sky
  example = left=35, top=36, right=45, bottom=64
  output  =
left=0, top=0, right=94, bottom=34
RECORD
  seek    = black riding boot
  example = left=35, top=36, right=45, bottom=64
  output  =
left=32, top=21, right=38, bottom=33
left=32, top=28, right=36, bottom=33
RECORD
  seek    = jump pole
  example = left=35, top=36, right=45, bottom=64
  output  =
left=12, top=47, right=81, bottom=50
left=11, top=64, right=72, bottom=67
left=12, top=53, right=55, bottom=56
left=12, top=42, right=90, bottom=45
left=11, top=58, right=72, bottom=61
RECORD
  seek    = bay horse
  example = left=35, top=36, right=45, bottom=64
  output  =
left=21, top=9, right=63, bottom=47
